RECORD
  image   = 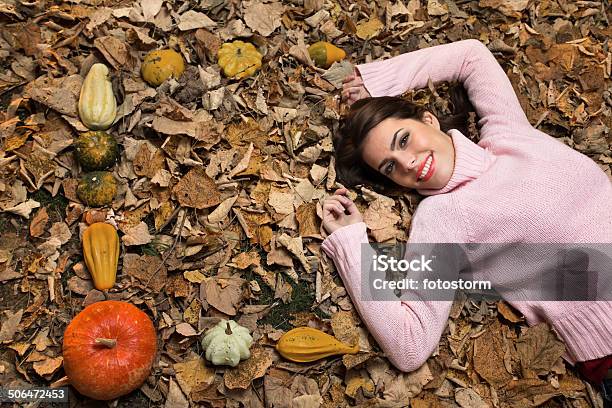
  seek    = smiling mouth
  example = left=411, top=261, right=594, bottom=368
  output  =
left=417, top=153, right=434, bottom=182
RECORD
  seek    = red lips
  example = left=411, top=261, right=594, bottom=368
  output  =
left=417, top=153, right=434, bottom=182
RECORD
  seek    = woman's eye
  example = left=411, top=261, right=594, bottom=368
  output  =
left=399, top=134, right=409, bottom=147
left=385, top=162, right=394, bottom=175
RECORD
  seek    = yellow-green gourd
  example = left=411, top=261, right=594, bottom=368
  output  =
left=77, top=171, right=117, bottom=208
left=307, top=42, right=346, bottom=68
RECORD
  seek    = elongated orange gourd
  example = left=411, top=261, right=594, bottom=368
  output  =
left=275, top=327, right=359, bottom=362
left=82, top=222, right=120, bottom=290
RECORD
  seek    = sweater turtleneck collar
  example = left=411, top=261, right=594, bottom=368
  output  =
left=416, top=129, right=495, bottom=196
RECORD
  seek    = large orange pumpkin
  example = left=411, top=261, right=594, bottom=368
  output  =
left=62, top=301, right=157, bottom=400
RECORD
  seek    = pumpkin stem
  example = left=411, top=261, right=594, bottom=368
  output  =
left=95, top=338, right=117, bottom=348
left=225, top=322, right=233, bottom=335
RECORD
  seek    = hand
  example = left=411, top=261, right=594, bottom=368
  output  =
left=322, top=188, right=364, bottom=235
left=341, top=68, right=371, bottom=105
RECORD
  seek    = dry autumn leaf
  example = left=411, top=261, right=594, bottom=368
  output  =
left=33, top=356, right=63, bottom=377
left=123, top=253, right=167, bottom=291
left=29, top=207, right=48, bottom=237
left=355, top=17, right=384, bottom=40
left=473, top=324, right=513, bottom=388
left=121, top=221, right=153, bottom=246
left=201, top=275, right=245, bottom=316
left=175, top=322, right=198, bottom=337
left=173, top=167, right=221, bottom=209
left=224, top=345, right=272, bottom=391
left=166, top=378, right=189, bottom=408
left=174, top=356, right=215, bottom=397
left=0, top=309, right=23, bottom=342
left=242, top=1, right=284, bottom=37
left=208, top=195, right=237, bottom=223
left=515, top=323, right=566, bottom=377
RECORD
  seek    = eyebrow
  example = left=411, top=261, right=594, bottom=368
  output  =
left=377, top=128, right=404, bottom=171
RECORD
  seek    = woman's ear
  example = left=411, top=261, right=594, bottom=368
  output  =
left=422, top=111, right=441, bottom=130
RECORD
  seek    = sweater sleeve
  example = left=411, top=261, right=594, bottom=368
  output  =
left=356, top=39, right=532, bottom=139
left=320, top=218, right=459, bottom=372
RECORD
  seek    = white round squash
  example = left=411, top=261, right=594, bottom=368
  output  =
left=201, top=319, right=253, bottom=367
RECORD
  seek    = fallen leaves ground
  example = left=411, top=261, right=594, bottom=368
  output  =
left=0, top=0, right=611, bottom=407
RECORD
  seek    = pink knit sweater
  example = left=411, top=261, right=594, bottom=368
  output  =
left=321, top=39, right=612, bottom=372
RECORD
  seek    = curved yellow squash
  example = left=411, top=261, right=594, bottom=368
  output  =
left=78, top=63, right=117, bottom=130
left=275, top=327, right=359, bottom=362
left=82, top=222, right=120, bottom=291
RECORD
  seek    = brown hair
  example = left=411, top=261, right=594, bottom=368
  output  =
left=333, top=83, right=476, bottom=194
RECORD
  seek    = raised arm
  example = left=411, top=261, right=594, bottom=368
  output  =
left=356, top=39, right=532, bottom=139
left=320, top=221, right=456, bottom=372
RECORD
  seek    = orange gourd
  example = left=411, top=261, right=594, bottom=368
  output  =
left=62, top=301, right=157, bottom=400
left=307, top=42, right=346, bottom=68
left=141, top=49, right=185, bottom=86
left=275, top=327, right=359, bottom=362
left=82, top=222, right=119, bottom=290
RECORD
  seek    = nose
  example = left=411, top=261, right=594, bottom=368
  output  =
left=398, top=152, right=418, bottom=173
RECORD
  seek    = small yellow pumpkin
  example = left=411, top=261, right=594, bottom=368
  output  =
left=82, top=222, right=120, bottom=291
left=141, top=49, right=185, bottom=87
left=217, top=41, right=262, bottom=79
left=275, top=327, right=359, bottom=362
left=307, top=41, right=346, bottom=68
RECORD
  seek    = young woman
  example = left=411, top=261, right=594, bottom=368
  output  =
left=320, top=39, right=612, bottom=402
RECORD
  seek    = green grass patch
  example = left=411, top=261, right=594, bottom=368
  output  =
left=0, top=214, right=10, bottom=234
left=31, top=190, right=68, bottom=214
left=140, top=242, right=161, bottom=257
left=139, top=237, right=171, bottom=257
left=237, top=237, right=330, bottom=329
left=247, top=270, right=329, bottom=331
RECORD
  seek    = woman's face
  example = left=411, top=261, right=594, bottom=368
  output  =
left=361, top=112, right=456, bottom=190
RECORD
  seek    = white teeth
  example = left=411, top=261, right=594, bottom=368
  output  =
left=418, top=155, right=433, bottom=180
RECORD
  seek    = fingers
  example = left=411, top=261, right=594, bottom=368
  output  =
left=342, top=74, right=354, bottom=83
left=339, top=196, right=358, bottom=214
left=334, top=188, right=347, bottom=195
left=329, top=200, right=346, bottom=214
left=333, top=195, right=358, bottom=215
left=342, top=68, right=362, bottom=82
left=323, top=192, right=362, bottom=230
left=343, top=72, right=361, bottom=83
left=341, top=87, right=362, bottom=100
left=341, top=85, right=368, bottom=104
left=323, top=200, right=346, bottom=217
left=342, top=76, right=364, bottom=91
left=326, top=194, right=358, bottom=215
